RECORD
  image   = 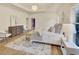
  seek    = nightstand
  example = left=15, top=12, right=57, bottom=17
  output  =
left=61, top=36, right=79, bottom=55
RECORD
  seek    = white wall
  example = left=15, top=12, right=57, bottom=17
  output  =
left=0, top=4, right=29, bottom=32
left=0, top=3, right=76, bottom=35
left=30, top=12, right=59, bottom=32
left=29, top=4, right=76, bottom=39
left=29, top=4, right=76, bottom=32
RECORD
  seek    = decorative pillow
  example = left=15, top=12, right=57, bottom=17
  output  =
left=48, top=26, right=54, bottom=32
left=54, top=24, right=62, bottom=33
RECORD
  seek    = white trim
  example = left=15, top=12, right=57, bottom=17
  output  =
left=11, top=3, right=32, bottom=12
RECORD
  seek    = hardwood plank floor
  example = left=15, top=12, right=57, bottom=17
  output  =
left=0, top=45, right=31, bottom=55
left=0, top=33, right=62, bottom=55
left=51, top=45, right=62, bottom=55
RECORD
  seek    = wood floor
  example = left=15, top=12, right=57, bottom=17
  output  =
left=0, top=33, right=62, bottom=55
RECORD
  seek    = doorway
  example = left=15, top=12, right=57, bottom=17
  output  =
left=31, top=18, right=35, bottom=30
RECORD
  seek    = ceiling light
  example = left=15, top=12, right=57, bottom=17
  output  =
left=32, top=5, right=38, bottom=11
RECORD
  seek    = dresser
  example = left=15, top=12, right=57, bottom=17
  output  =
left=8, top=25, right=24, bottom=37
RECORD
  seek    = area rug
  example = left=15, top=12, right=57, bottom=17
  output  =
left=5, top=35, right=51, bottom=55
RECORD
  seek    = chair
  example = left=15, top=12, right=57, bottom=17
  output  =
left=0, top=31, right=11, bottom=42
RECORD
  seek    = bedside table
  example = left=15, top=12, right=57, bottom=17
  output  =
left=61, top=37, right=79, bottom=55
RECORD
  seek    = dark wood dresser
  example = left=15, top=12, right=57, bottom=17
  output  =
left=8, top=25, right=24, bottom=37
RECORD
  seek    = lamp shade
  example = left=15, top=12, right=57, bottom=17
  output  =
left=62, top=24, right=76, bottom=41
left=62, top=24, right=76, bottom=34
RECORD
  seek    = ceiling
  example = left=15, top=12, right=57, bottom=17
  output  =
left=12, top=3, right=76, bottom=13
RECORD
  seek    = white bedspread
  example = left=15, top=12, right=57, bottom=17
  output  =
left=31, top=31, right=62, bottom=45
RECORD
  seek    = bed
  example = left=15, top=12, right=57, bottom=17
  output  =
left=31, top=23, right=62, bottom=45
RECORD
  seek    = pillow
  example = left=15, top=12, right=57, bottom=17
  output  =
left=31, top=31, right=42, bottom=41
left=36, top=31, right=41, bottom=37
left=54, top=24, right=62, bottom=33
left=48, top=26, right=54, bottom=32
